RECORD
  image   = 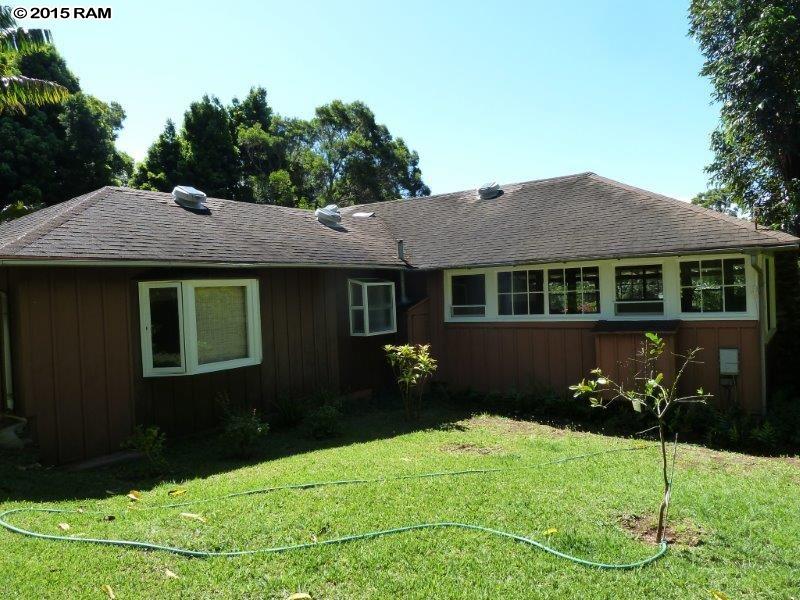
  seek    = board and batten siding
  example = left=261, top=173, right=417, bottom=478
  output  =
left=9, top=266, right=379, bottom=465
left=409, top=269, right=765, bottom=414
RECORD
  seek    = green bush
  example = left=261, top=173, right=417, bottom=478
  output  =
left=122, top=425, right=167, bottom=472
left=221, top=408, right=269, bottom=458
left=271, top=393, right=306, bottom=429
left=306, top=404, right=342, bottom=439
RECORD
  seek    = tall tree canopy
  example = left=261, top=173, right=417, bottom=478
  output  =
left=689, top=0, right=800, bottom=233
left=0, top=45, right=130, bottom=216
left=131, top=90, right=429, bottom=207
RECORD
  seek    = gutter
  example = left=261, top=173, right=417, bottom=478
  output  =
left=0, top=258, right=407, bottom=270
left=747, top=253, right=768, bottom=414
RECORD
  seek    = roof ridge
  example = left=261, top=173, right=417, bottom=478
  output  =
left=0, top=187, right=112, bottom=255
left=586, top=174, right=796, bottom=243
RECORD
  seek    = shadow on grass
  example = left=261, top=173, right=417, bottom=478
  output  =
left=0, top=400, right=474, bottom=505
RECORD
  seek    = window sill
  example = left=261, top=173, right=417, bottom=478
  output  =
left=143, top=356, right=262, bottom=378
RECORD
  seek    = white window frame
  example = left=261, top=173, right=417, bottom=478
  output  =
left=497, top=269, right=545, bottom=316
left=450, top=273, right=487, bottom=317
left=139, top=279, right=262, bottom=377
left=613, top=263, right=665, bottom=316
left=678, top=257, right=748, bottom=314
left=348, top=279, right=397, bottom=336
left=444, top=253, right=761, bottom=323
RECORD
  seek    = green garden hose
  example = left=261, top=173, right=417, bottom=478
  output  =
left=0, top=446, right=669, bottom=569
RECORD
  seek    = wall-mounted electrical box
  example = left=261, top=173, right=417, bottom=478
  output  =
left=719, top=348, right=740, bottom=376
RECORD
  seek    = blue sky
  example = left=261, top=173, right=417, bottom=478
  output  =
left=22, top=0, right=717, bottom=200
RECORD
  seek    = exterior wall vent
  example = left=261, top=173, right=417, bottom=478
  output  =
left=315, top=204, right=342, bottom=228
left=477, top=182, right=501, bottom=200
left=172, top=186, right=207, bottom=210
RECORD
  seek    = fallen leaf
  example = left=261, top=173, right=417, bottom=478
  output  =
left=127, top=490, right=141, bottom=501
left=164, top=569, right=179, bottom=579
left=77, top=508, right=85, bottom=514
left=57, top=523, right=70, bottom=531
left=101, top=584, right=116, bottom=599
left=543, top=528, right=558, bottom=536
left=179, top=512, right=207, bottom=523
left=710, top=592, right=730, bottom=600
left=287, top=594, right=312, bottom=600
left=168, top=488, right=186, bottom=497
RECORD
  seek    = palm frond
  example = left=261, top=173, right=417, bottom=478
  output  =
left=0, top=7, right=54, bottom=53
left=0, top=75, right=68, bottom=113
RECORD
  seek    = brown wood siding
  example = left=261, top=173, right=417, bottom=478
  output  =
left=412, top=271, right=764, bottom=412
left=10, top=266, right=358, bottom=464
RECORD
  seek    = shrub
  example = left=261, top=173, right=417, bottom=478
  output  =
left=123, top=425, right=167, bottom=472
left=222, top=408, right=269, bottom=458
left=217, top=393, right=269, bottom=458
left=384, top=344, right=438, bottom=420
left=307, top=404, right=342, bottom=439
left=272, top=392, right=306, bottom=429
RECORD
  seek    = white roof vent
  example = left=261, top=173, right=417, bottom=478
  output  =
left=172, top=186, right=207, bottom=210
left=477, top=182, right=501, bottom=200
left=352, top=211, right=374, bottom=218
left=315, top=204, right=342, bottom=228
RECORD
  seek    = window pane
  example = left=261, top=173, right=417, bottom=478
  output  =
left=581, top=267, right=600, bottom=294
left=452, top=274, right=485, bottom=306
left=723, top=258, right=746, bottom=286
left=566, top=292, right=580, bottom=314
left=564, top=268, right=581, bottom=293
left=367, top=284, right=393, bottom=308
left=529, top=270, right=544, bottom=292
left=349, top=281, right=364, bottom=307
left=498, top=294, right=512, bottom=315
left=681, top=288, right=701, bottom=312
left=195, top=286, right=248, bottom=364
left=702, top=288, right=723, bottom=312
left=701, top=260, right=723, bottom=286
left=680, top=262, right=700, bottom=287
left=616, top=265, right=662, bottom=301
left=512, top=271, right=528, bottom=293
left=368, top=307, right=393, bottom=331
left=351, top=308, right=365, bottom=334
left=548, top=269, right=565, bottom=293
left=616, top=301, right=664, bottom=314
left=497, top=272, right=511, bottom=294
left=513, top=292, right=528, bottom=315
left=549, top=292, right=566, bottom=314
left=724, top=286, right=746, bottom=311
left=529, top=293, right=544, bottom=314
left=452, top=305, right=485, bottom=316
left=581, top=292, right=600, bottom=314
left=149, top=287, right=182, bottom=368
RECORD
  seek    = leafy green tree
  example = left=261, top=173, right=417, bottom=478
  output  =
left=691, top=188, right=743, bottom=218
left=130, top=119, right=182, bottom=192
left=297, top=100, right=430, bottom=207
left=0, top=46, right=129, bottom=212
left=0, top=5, right=68, bottom=113
left=178, top=95, right=240, bottom=199
left=689, top=0, right=800, bottom=233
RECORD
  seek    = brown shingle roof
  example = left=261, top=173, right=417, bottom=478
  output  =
left=344, top=172, right=798, bottom=269
left=0, top=174, right=795, bottom=269
left=0, top=187, right=404, bottom=268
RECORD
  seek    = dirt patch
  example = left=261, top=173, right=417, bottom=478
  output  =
left=461, top=414, right=571, bottom=437
left=619, top=513, right=705, bottom=547
left=440, top=442, right=503, bottom=456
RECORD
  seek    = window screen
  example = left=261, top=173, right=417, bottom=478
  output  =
left=497, top=270, right=544, bottom=315
left=148, top=286, right=182, bottom=368
left=451, top=274, right=486, bottom=316
left=195, top=286, right=249, bottom=364
left=547, top=267, right=600, bottom=314
left=615, top=265, right=664, bottom=314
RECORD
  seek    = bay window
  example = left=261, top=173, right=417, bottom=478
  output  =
left=139, top=279, right=261, bottom=377
left=680, top=258, right=746, bottom=313
left=615, top=265, right=664, bottom=314
left=547, top=266, right=600, bottom=314
left=348, top=279, right=396, bottom=336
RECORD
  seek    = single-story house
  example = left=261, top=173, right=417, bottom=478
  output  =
left=0, top=172, right=796, bottom=464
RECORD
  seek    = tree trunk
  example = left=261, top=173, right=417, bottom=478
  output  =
left=655, top=420, right=670, bottom=543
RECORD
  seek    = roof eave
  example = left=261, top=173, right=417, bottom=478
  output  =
left=0, top=257, right=407, bottom=270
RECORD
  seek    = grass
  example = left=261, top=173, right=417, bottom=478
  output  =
left=1, top=404, right=798, bottom=599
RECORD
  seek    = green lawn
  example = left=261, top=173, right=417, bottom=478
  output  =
left=1, top=405, right=798, bottom=599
